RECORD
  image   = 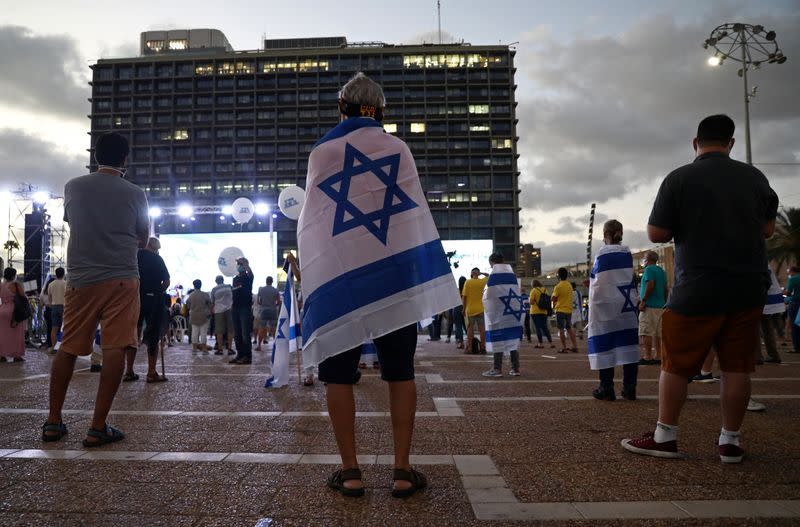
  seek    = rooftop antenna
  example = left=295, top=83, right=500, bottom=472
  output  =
left=437, top=0, right=442, bottom=44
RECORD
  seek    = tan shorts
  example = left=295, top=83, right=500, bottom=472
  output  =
left=661, top=307, right=761, bottom=377
left=466, top=314, right=485, bottom=331
left=214, top=310, right=233, bottom=335
left=638, top=307, right=663, bottom=337
left=61, top=278, right=140, bottom=356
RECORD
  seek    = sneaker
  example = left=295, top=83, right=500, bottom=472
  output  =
left=592, top=385, right=616, bottom=401
left=691, top=372, right=719, bottom=383
left=621, top=432, right=685, bottom=459
left=719, top=443, right=744, bottom=464
left=621, top=385, right=636, bottom=401
left=746, top=399, right=766, bottom=412
left=508, top=369, right=521, bottom=376
left=89, top=364, right=102, bottom=373
left=482, top=369, right=503, bottom=378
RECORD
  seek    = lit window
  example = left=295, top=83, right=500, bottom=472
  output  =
left=146, top=40, right=165, bottom=52
left=217, top=63, right=234, bottom=75
left=491, top=138, right=512, bottom=149
left=469, top=104, right=490, bottom=114
left=235, top=62, right=254, bottom=74
left=383, top=123, right=398, bottom=133
left=410, top=123, right=426, bottom=133
left=195, top=64, right=213, bottom=75
left=276, top=62, right=298, bottom=71
left=173, top=129, right=189, bottom=140
left=261, top=62, right=277, bottom=73
left=470, top=124, right=490, bottom=132
left=168, top=39, right=188, bottom=50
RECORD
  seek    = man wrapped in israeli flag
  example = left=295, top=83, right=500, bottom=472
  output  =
left=265, top=269, right=301, bottom=388
left=481, top=253, right=524, bottom=377
left=588, top=219, right=640, bottom=401
left=297, top=73, right=460, bottom=498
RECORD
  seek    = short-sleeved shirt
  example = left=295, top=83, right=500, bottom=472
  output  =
left=137, top=249, right=170, bottom=295
left=211, top=283, right=233, bottom=313
left=648, top=152, right=778, bottom=315
left=186, top=290, right=211, bottom=326
left=462, top=276, right=488, bottom=317
left=529, top=287, right=548, bottom=315
left=640, top=264, right=667, bottom=308
left=232, top=271, right=254, bottom=308
left=64, top=172, right=149, bottom=287
left=787, top=274, right=800, bottom=303
left=258, top=285, right=280, bottom=311
left=48, top=279, right=67, bottom=306
left=552, top=281, right=573, bottom=314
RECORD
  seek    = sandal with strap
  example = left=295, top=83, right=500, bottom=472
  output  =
left=392, top=467, right=428, bottom=498
left=41, top=421, right=68, bottom=442
left=327, top=468, right=365, bottom=497
left=122, top=373, right=139, bottom=382
left=82, top=424, right=125, bottom=448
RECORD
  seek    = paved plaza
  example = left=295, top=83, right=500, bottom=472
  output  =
left=0, top=335, right=799, bottom=526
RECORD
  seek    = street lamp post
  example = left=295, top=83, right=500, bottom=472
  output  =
left=703, top=23, right=787, bottom=165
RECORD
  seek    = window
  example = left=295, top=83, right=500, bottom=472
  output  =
left=236, top=128, right=255, bottom=138
left=173, top=129, right=188, bottom=140
left=193, top=182, right=212, bottom=195
left=216, top=128, right=234, bottom=139
left=196, top=95, right=213, bottom=106
left=235, top=62, right=254, bottom=74
left=176, top=63, right=193, bottom=76
left=155, top=114, right=171, bottom=124
left=145, top=40, right=164, bottom=52
left=215, top=146, right=233, bottom=156
left=113, top=116, right=130, bottom=127
left=237, top=111, right=255, bottom=122
left=216, top=95, right=234, bottom=105
left=175, top=113, right=192, bottom=123
left=256, top=144, right=275, bottom=155
left=491, top=138, right=513, bottom=149
left=195, top=129, right=211, bottom=139
left=383, top=123, right=398, bottom=133
left=237, top=145, right=255, bottom=156
left=257, top=111, right=275, bottom=120
left=237, top=94, right=253, bottom=104
left=217, top=62, right=234, bottom=75
left=155, top=65, right=172, bottom=77
left=195, top=64, right=213, bottom=75
left=493, top=211, right=513, bottom=226
left=216, top=112, right=234, bottom=122
left=469, top=104, right=490, bottom=114
left=410, top=123, right=426, bottom=133
left=156, top=131, right=171, bottom=142
left=470, top=124, right=490, bottom=132
left=257, top=94, right=276, bottom=104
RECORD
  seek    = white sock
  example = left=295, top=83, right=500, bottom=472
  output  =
left=719, top=427, right=740, bottom=446
left=701, top=370, right=712, bottom=376
left=654, top=421, right=678, bottom=443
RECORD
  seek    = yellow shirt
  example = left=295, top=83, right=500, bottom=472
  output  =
left=552, top=280, right=573, bottom=314
left=462, top=276, right=488, bottom=317
left=529, top=287, right=548, bottom=315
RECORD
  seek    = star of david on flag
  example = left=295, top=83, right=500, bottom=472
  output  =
left=266, top=269, right=302, bottom=388
left=618, top=279, right=638, bottom=313
left=499, top=288, right=528, bottom=321
left=317, top=142, right=418, bottom=245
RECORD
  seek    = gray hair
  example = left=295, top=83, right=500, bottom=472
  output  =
left=146, top=237, right=161, bottom=251
left=645, top=250, right=659, bottom=263
left=338, top=72, right=385, bottom=107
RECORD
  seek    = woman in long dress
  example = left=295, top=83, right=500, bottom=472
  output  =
left=0, top=268, right=26, bottom=362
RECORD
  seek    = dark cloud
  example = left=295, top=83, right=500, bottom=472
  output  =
left=0, top=129, right=85, bottom=194
left=0, top=26, right=89, bottom=120
left=516, top=10, right=800, bottom=211
left=548, top=211, right=609, bottom=235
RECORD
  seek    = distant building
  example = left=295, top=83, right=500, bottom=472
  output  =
left=89, top=29, right=522, bottom=264
left=631, top=245, right=675, bottom=289
left=516, top=243, right=541, bottom=277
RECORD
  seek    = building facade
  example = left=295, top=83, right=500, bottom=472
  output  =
left=88, top=31, right=521, bottom=264
left=516, top=243, right=541, bottom=277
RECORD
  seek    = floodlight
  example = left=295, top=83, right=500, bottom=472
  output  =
left=149, top=206, right=162, bottom=218
left=222, top=205, right=233, bottom=215
left=178, top=204, right=193, bottom=218
left=254, top=202, right=270, bottom=215
left=33, top=191, right=49, bottom=204
left=707, top=55, right=722, bottom=66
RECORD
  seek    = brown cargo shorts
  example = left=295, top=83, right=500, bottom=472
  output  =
left=61, top=278, right=140, bottom=356
left=661, top=306, right=761, bottom=377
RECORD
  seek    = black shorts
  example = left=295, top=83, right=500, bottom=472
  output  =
left=556, top=312, right=572, bottom=330
left=318, top=324, right=417, bottom=384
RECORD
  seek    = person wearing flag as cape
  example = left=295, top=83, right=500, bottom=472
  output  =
left=481, top=253, right=524, bottom=377
left=297, top=72, right=461, bottom=498
left=587, top=220, right=639, bottom=401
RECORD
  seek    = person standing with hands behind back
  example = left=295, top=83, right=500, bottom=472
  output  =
left=462, top=267, right=489, bottom=354
left=230, top=256, right=254, bottom=364
left=552, top=268, right=578, bottom=353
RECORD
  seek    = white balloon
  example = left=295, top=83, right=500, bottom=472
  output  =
left=231, top=197, right=254, bottom=223
left=278, top=185, right=305, bottom=221
left=218, top=246, right=244, bottom=277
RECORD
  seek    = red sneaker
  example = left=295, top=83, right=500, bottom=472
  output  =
left=719, top=443, right=744, bottom=464
left=621, top=431, right=686, bottom=459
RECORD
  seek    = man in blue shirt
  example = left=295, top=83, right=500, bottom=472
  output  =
left=638, top=251, right=668, bottom=365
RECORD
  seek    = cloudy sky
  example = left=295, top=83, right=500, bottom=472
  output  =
left=1, top=0, right=798, bottom=268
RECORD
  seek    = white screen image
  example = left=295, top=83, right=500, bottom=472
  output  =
left=441, top=239, right=494, bottom=282
left=158, top=232, right=277, bottom=294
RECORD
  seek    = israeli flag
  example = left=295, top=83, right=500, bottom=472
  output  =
left=298, top=117, right=461, bottom=367
left=265, top=269, right=302, bottom=388
left=587, top=245, right=639, bottom=370
left=763, top=268, right=785, bottom=315
left=482, top=263, right=524, bottom=354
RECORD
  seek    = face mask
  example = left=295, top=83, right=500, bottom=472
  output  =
left=237, top=265, right=245, bottom=273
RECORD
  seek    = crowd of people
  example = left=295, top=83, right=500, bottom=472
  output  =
left=0, top=71, right=795, bottom=501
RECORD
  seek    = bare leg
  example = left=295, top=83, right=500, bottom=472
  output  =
left=326, top=383, right=362, bottom=490
left=46, top=351, right=78, bottom=428
left=146, top=347, right=158, bottom=378
left=641, top=335, right=653, bottom=360
left=389, top=380, right=417, bottom=491
left=124, top=347, right=137, bottom=376
left=478, top=323, right=486, bottom=351
left=720, top=372, right=751, bottom=431
left=568, top=328, right=578, bottom=349
left=702, top=350, right=717, bottom=373
left=466, top=322, right=474, bottom=353
left=658, top=370, right=688, bottom=425
left=559, top=329, right=567, bottom=350
left=50, top=328, right=58, bottom=349
left=654, top=336, right=662, bottom=360
left=88, top=348, right=125, bottom=432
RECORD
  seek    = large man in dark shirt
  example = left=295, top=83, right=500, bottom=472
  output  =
left=124, top=237, right=170, bottom=382
left=230, top=256, right=254, bottom=364
left=623, top=115, right=779, bottom=464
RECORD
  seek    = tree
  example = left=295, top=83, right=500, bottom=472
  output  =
left=3, top=240, right=20, bottom=268
left=768, top=207, right=800, bottom=276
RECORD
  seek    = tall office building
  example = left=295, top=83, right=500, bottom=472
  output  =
left=88, top=30, right=520, bottom=264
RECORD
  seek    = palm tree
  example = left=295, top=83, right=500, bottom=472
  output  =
left=768, top=207, right=800, bottom=276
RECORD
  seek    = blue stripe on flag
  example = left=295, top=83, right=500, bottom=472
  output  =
left=486, top=326, right=523, bottom=343
left=314, top=117, right=384, bottom=148
left=588, top=328, right=639, bottom=355
left=767, top=293, right=784, bottom=305
left=591, top=251, right=634, bottom=277
left=487, top=273, right=518, bottom=287
left=303, top=239, right=451, bottom=340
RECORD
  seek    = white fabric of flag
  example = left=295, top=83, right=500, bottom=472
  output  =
left=482, top=263, right=524, bottom=354
left=587, top=244, right=639, bottom=370
left=265, top=269, right=302, bottom=388
left=763, top=268, right=785, bottom=315
left=298, top=117, right=461, bottom=367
